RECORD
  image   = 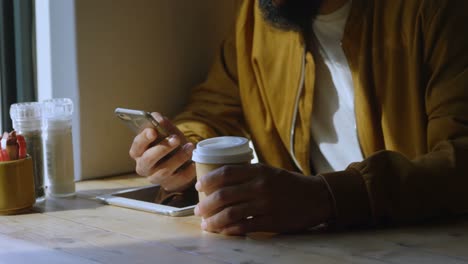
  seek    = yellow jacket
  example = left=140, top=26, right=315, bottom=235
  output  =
left=174, top=0, right=468, bottom=227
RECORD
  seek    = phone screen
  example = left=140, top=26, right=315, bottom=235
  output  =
left=113, top=185, right=161, bottom=203
left=115, top=108, right=170, bottom=147
left=115, top=108, right=165, bottom=134
left=97, top=185, right=196, bottom=217
left=113, top=186, right=195, bottom=208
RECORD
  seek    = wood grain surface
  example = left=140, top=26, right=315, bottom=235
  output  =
left=1, top=174, right=467, bottom=264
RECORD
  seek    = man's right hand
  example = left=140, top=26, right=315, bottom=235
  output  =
left=129, top=112, right=196, bottom=192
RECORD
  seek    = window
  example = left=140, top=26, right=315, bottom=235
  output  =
left=0, top=0, right=36, bottom=132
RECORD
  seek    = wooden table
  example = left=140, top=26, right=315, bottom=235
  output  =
left=1, top=174, right=468, bottom=264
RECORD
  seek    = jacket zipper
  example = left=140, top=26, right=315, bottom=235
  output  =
left=289, top=48, right=307, bottom=173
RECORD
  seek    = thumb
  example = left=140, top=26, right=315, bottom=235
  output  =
left=150, top=112, right=187, bottom=143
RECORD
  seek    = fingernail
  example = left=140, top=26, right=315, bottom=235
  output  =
left=168, top=135, right=178, bottom=143
left=183, top=143, right=195, bottom=154
left=153, top=113, right=164, bottom=122
left=195, top=181, right=201, bottom=191
left=146, top=130, right=156, bottom=140
left=194, top=205, right=200, bottom=216
left=201, top=219, right=207, bottom=230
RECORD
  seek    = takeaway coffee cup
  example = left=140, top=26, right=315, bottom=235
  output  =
left=192, top=136, right=253, bottom=202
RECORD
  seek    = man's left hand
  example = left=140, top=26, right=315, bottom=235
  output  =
left=194, top=163, right=333, bottom=235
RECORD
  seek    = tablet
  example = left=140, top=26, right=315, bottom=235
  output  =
left=97, top=185, right=196, bottom=217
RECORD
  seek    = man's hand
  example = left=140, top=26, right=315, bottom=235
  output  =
left=194, top=163, right=333, bottom=235
left=129, top=112, right=196, bottom=192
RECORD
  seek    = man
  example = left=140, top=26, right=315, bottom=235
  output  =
left=129, top=0, right=468, bottom=235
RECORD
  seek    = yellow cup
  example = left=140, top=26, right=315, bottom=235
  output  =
left=0, top=157, right=35, bottom=215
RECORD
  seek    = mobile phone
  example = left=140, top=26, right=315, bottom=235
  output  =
left=115, top=107, right=169, bottom=145
left=115, top=107, right=193, bottom=180
left=97, top=185, right=195, bottom=217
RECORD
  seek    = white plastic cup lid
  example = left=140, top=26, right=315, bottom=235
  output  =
left=192, top=136, right=253, bottom=164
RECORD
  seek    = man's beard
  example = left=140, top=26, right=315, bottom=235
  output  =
left=259, top=0, right=323, bottom=32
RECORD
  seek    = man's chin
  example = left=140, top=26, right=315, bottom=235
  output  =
left=258, top=0, right=322, bottom=32
left=259, top=0, right=302, bottom=31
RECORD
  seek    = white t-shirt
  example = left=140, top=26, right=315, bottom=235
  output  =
left=309, top=0, right=364, bottom=174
